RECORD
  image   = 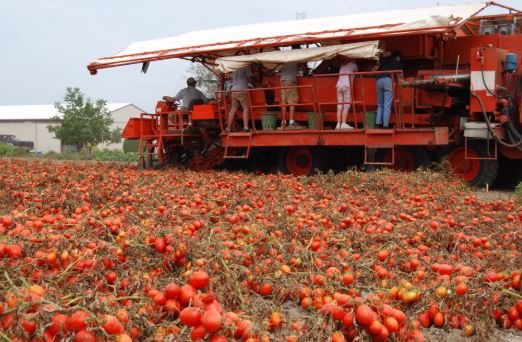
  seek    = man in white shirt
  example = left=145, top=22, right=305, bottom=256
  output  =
left=163, top=77, right=208, bottom=110
left=335, top=59, right=358, bottom=129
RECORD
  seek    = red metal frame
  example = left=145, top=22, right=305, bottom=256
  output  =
left=111, top=3, right=522, bottom=173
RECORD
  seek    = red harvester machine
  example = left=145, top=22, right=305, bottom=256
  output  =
left=88, top=2, right=522, bottom=187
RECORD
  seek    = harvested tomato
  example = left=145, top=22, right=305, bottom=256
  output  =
left=180, top=307, right=201, bottom=327
left=189, top=271, right=210, bottom=289
left=102, top=315, right=124, bottom=335
left=201, top=309, right=222, bottom=333
left=356, top=305, right=374, bottom=326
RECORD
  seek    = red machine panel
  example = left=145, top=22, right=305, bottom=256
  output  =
left=191, top=104, right=218, bottom=120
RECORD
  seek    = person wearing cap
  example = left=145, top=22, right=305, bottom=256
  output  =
left=162, top=77, right=208, bottom=110
left=375, top=50, right=402, bottom=129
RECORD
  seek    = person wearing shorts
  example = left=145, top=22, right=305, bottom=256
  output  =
left=226, top=65, right=253, bottom=132
left=280, top=62, right=299, bottom=126
left=336, top=59, right=358, bottom=129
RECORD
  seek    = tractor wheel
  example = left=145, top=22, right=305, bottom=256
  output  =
left=278, top=147, right=327, bottom=176
left=376, top=147, right=430, bottom=172
left=494, top=155, right=522, bottom=189
left=248, top=148, right=279, bottom=173
left=444, top=142, right=499, bottom=187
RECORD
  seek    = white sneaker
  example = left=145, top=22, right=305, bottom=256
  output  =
left=335, top=123, right=341, bottom=130
left=340, top=123, right=354, bottom=129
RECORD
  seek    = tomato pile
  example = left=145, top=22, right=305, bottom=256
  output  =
left=0, top=159, right=521, bottom=341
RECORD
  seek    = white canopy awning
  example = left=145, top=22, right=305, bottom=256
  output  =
left=87, top=2, right=518, bottom=74
left=215, top=41, right=380, bottom=73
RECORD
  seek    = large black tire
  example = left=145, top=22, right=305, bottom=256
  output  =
left=493, top=154, right=522, bottom=189
left=247, top=148, right=279, bottom=173
left=375, top=147, right=431, bottom=171
left=278, top=146, right=328, bottom=176
left=444, top=141, right=499, bottom=187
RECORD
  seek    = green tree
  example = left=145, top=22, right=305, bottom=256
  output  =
left=48, top=87, right=120, bottom=152
left=187, top=64, right=219, bottom=98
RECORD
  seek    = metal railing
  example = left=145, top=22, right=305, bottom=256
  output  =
left=313, top=70, right=404, bottom=130
left=215, top=70, right=405, bottom=133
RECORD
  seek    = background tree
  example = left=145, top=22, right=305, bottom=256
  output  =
left=48, top=87, right=120, bottom=152
left=187, top=64, right=219, bottom=98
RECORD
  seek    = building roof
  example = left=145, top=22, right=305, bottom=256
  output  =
left=87, top=2, right=519, bottom=73
left=0, top=103, right=141, bottom=121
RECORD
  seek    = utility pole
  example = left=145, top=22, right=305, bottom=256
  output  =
left=296, top=12, right=306, bottom=20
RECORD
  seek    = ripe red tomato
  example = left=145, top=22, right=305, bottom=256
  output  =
left=116, top=308, right=130, bottom=324
left=165, top=283, right=180, bottom=299
left=201, top=309, right=222, bottom=333
left=433, top=312, right=445, bottom=327
left=105, top=271, right=117, bottom=284
left=368, top=320, right=383, bottom=335
left=508, top=307, right=519, bottom=321
left=455, top=283, right=468, bottom=295
left=342, top=273, right=354, bottom=286
left=259, top=283, right=272, bottom=296
left=233, top=319, right=253, bottom=339
left=154, top=237, right=166, bottom=252
left=356, top=305, right=374, bottom=326
left=342, top=312, right=354, bottom=327
left=7, top=244, right=22, bottom=258
left=180, top=307, right=201, bottom=327
left=179, top=284, right=197, bottom=306
left=102, top=315, right=124, bottom=335
left=48, top=313, right=68, bottom=336
left=65, top=311, right=89, bottom=332
left=74, top=329, right=97, bottom=342
left=377, top=250, right=390, bottom=261
left=154, top=292, right=167, bottom=306
left=190, top=324, right=207, bottom=341
left=331, top=331, right=346, bottom=342
left=20, top=315, right=37, bottom=333
left=189, top=271, right=210, bottom=289
left=1, top=216, right=13, bottom=227
left=417, top=313, right=431, bottom=328
left=383, top=316, right=399, bottom=332
left=164, top=299, right=181, bottom=315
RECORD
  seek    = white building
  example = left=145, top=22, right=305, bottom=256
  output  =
left=0, top=103, right=144, bottom=153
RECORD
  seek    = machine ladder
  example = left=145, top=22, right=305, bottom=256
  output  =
left=223, top=132, right=253, bottom=159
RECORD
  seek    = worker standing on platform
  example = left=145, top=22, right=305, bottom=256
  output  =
left=335, top=58, right=358, bottom=130
left=376, top=50, right=402, bottom=129
left=280, top=45, right=301, bottom=127
left=226, top=65, right=254, bottom=132
left=162, top=77, right=208, bottom=110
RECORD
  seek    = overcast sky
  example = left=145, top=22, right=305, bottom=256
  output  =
left=2, top=0, right=519, bottom=112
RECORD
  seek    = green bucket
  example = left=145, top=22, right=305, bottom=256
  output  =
left=365, top=111, right=377, bottom=129
left=261, top=113, right=278, bottom=130
left=307, top=112, right=325, bottom=129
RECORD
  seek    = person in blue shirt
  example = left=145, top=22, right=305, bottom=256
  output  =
left=376, top=50, right=402, bottom=129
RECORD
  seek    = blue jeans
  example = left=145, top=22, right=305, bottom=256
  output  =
left=376, top=77, right=393, bottom=127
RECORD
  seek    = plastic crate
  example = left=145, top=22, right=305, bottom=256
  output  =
left=261, top=113, right=278, bottom=130
left=365, top=112, right=377, bottom=129
left=307, top=112, right=325, bottom=129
